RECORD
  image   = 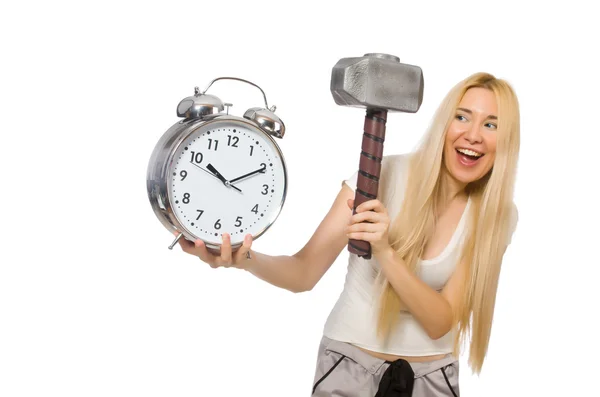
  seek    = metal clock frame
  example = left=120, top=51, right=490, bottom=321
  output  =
left=147, top=79, right=288, bottom=253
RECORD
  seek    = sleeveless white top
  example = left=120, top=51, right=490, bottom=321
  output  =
left=322, top=153, right=472, bottom=356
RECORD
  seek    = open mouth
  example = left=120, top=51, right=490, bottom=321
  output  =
left=455, top=148, right=484, bottom=166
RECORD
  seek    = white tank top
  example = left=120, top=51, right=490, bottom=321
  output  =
left=322, top=153, right=472, bottom=356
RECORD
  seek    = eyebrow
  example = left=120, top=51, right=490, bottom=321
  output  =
left=457, top=107, right=497, bottom=120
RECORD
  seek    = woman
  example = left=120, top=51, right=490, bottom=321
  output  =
left=176, top=72, right=520, bottom=396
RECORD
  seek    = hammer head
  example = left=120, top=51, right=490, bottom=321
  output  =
left=330, top=53, right=424, bottom=112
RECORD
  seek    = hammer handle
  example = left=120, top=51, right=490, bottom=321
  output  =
left=348, top=109, right=387, bottom=259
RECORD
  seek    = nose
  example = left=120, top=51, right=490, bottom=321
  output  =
left=463, top=121, right=483, bottom=144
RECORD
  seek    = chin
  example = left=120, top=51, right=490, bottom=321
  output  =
left=460, top=164, right=494, bottom=184
left=454, top=170, right=482, bottom=184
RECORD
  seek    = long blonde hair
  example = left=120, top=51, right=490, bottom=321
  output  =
left=375, top=72, right=520, bottom=374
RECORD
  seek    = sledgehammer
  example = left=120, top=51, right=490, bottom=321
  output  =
left=330, top=53, right=424, bottom=259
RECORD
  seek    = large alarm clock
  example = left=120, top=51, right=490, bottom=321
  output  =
left=147, top=77, right=288, bottom=254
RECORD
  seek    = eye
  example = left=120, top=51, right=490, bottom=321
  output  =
left=455, top=114, right=467, bottom=121
left=485, top=122, right=498, bottom=129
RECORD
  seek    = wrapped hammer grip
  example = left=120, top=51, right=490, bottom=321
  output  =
left=348, top=109, right=387, bottom=259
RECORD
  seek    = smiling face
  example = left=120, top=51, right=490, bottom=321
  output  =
left=443, top=87, right=498, bottom=186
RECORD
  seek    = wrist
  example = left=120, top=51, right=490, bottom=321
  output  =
left=374, top=245, right=395, bottom=261
left=239, top=249, right=255, bottom=271
left=376, top=246, right=409, bottom=277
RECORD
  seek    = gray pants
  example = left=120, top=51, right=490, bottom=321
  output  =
left=312, top=336, right=459, bottom=396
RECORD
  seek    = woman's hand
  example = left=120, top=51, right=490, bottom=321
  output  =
left=345, top=198, right=392, bottom=256
left=175, top=232, right=254, bottom=270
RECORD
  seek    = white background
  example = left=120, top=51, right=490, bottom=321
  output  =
left=1, top=1, right=598, bottom=396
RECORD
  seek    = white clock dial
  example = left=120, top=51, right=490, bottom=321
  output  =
left=168, top=120, right=286, bottom=247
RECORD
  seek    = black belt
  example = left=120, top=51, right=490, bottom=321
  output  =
left=375, top=359, right=415, bottom=397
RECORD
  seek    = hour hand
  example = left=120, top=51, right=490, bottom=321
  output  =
left=206, top=163, right=228, bottom=184
left=229, top=165, right=267, bottom=184
left=206, top=163, right=242, bottom=193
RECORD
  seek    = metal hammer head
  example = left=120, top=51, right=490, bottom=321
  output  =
left=330, top=53, right=424, bottom=112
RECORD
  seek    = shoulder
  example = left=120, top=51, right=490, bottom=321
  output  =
left=341, top=152, right=413, bottom=194
left=378, top=153, right=414, bottom=211
left=381, top=152, right=413, bottom=176
left=510, top=202, right=519, bottom=222
left=380, top=152, right=413, bottom=189
left=506, top=201, right=519, bottom=246
left=383, top=152, right=411, bottom=166
left=507, top=201, right=518, bottom=230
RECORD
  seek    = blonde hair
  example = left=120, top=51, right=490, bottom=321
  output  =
left=375, top=72, right=520, bottom=374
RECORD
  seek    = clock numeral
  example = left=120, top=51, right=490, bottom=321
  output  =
left=190, top=151, right=203, bottom=164
left=182, top=193, right=191, bottom=204
left=235, top=216, right=243, bottom=227
left=196, top=209, right=204, bottom=220
left=180, top=170, right=188, bottom=181
left=262, top=184, right=269, bottom=195
left=260, top=163, right=267, bottom=172
left=251, top=204, right=259, bottom=214
left=227, top=135, right=239, bottom=148
left=214, top=219, right=222, bottom=230
left=208, top=138, right=219, bottom=151
left=249, top=145, right=254, bottom=157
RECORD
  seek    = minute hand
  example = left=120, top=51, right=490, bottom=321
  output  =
left=229, top=166, right=267, bottom=183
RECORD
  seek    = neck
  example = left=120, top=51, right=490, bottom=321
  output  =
left=441, top=167, right=468, bottom=204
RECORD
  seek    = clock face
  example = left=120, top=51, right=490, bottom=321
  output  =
left=168, top=120, right=287, bottom=246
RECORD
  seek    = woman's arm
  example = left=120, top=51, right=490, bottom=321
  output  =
left=375, top=247, right=457, bottom=340
left=241, top=252, right=308, bottom=293
left=344, top=194, right=464, bottom=340
left=243, top=183, right=355, bottom=293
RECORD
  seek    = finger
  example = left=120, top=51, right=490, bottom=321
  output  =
left=193, top=239, right=218, bottom=267
left=346, top=231, right=377, bottom=241
left=355, top=199, right=381, bottom=212
left=349, top=211, right=388, bottom=225
left=346, top=222, right=382, bottom=234
left=220, top=233, right=233, bottom=266
left=347, top=229, right=387, bottom=241
left=177, top=236, right=196, bottom=254
left=356, top=199, right=386, bottom=214
left=347, top=198, right=354, bottom=209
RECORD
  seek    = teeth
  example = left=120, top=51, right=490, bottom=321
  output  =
left=457, top=148, right=483, bottom=157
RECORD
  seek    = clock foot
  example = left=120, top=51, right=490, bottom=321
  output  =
left=169, top=232, right=184, bottom=250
